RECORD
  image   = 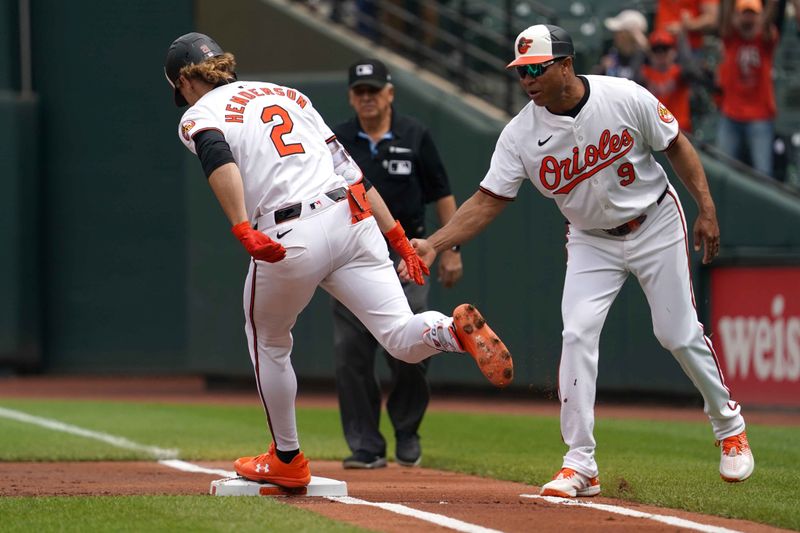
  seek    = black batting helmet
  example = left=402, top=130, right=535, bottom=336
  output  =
left=164, top=32, right=228, bottom=107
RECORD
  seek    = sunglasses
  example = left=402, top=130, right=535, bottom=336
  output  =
left=515, top=58, right=563, bottom=79
left=652, top=45, right=672, bottom=53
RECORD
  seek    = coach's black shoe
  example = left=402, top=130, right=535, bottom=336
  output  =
left=342, top=450, right=387, bottom=469
left=395, top=435, right=422, bottom=467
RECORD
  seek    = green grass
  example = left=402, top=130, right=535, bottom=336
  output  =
left=1, top=398, right=799, bottom=530
left=0, top=495, right=369, bottom=532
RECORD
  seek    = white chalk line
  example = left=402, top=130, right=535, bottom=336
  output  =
left=0, top=406, right=502, bottom=533
left=158, top=459, right=235, bottom=478
left=0, top=406, right=178, bottom=459
left=521, top=495, right=742, bottom=533
left=1, top=406, right=745, bottom=533
left=326, top=496, right=503, bottom=533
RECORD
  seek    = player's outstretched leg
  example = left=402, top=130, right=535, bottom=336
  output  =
left=424, top=304, right=513, bottom=388
left=234, top=442, right=311, bottom=488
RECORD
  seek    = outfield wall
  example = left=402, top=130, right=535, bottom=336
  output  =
left=0, top=0, right=798, bottom=405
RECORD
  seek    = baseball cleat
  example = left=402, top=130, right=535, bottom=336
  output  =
left=452, top=304, right=514, bottom=388
left=718, top=431, right=754, bottom=482
left=342, top=450, right=388, bottom=469
left=234, top=442, right=311, bottom=488
left=540, top=467, right=601, bottom=498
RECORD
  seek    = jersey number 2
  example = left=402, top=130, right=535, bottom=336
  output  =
left=617, top=162, right=636, bottom=187
left=261, top=105, right=305, bottom=157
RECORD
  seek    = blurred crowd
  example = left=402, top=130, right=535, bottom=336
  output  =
left=293, top=0, right=800, bottom=186
left=593, top=0, right=799, bottom=185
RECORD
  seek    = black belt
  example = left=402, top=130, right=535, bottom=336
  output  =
left=274, top=187, right=348, bottom=224
left=603, top=186, right=669, bottom=237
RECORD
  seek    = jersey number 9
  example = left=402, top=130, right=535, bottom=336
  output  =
left=617, top=162, right=636, bottom=187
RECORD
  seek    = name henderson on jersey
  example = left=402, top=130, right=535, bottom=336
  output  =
left=222, top=85, right=308, bottom=122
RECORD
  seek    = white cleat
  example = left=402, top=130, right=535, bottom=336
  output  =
left=422, top=317, right=463, bottom=352
left=718, top=431, right=754, bottom=482
left=540, top=467, right=601, bottom=498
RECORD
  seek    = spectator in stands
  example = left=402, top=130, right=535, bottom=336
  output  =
left=655, top=0, right=720, bottom=54
left=717, top=0, right=780, bottom=177
left=640, top=29, right=704, bottom=132
left=593, top=10, right=649, bottom=82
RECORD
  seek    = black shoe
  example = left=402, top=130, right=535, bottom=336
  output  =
left=342, top=450, right=387, bottom=469
left=395, top=435, right=421, bottom=467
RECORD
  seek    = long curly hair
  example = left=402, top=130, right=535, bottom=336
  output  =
left=179, top=53, right=237, bottom=85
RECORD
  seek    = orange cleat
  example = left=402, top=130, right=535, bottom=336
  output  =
left=234, top=442, right=311, bottom=488
left=452, top=304, right=514, bottom=388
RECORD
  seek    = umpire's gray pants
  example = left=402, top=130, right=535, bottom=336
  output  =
left=332, top=257, right=431, bottom=456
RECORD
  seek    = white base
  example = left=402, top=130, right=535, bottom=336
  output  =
left=210, top=476, right=347, bottom=497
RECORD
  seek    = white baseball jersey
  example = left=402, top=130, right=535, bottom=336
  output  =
left=484, top=74, right=745, bottom=480
left=177, top=81, right=346, bottom=222
left=175, top=79, right=455, bottom=455
left=480, top=75, right=678, bottom=230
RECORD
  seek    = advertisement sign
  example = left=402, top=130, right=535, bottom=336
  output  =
left=711, top=266, right=800, bottom=407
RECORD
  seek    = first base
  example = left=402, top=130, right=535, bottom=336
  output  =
left=210, top=476, right=347, bottom=497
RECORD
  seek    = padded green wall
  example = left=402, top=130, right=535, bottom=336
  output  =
left=5, top=0, right=800, bottom=397
left=0, top=94, right=40, bottom=367
left=29, top=0, right=193, bottom=371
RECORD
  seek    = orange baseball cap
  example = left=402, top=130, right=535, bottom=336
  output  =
left=649, top=29, right=676, bottom=47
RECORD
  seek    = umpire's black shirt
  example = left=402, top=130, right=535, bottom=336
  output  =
left=333, top=110, right=451, bottom=239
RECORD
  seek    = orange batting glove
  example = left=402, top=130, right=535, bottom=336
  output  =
left=384, top=220, right=429, bottom=285
left=231, top=221, right=286, bottom=263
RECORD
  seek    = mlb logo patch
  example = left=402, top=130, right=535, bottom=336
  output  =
left=387, top=160, right=412, bottom=175
left=355, top=64, right=374, bottom=76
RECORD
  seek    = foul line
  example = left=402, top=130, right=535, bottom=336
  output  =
left=0, top=406, right=178, bottom=459
left=158, top=459, right=235, bottom=477
left=4, top=406, right=736, bottom=533
left=1, top=406, right=504, bottom=532
left=520, top=495, right=742, bottom=533
left=327, top=496, right=503, bottom=533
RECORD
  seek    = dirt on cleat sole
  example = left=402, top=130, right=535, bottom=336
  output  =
left=452, top=303, right=514, bottom=387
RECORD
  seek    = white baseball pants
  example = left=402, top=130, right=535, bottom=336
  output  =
left=559, top=186, right=745, bottom=478
left=242, top=195, right=445, bottom=452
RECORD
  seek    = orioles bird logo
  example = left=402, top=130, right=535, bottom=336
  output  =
left=657, top=102, right=675, bottom=123
left=517, top=37, right=533, bottom=54
left=181, top=120, right=196, bottom=141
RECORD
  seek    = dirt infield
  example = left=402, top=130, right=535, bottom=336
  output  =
left=0, top=460, right=787, bottom=532
left=1, top=375, right=797, bottom=532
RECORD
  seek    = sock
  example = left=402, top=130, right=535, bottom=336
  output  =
left=276, top=447, right=300, bottom=464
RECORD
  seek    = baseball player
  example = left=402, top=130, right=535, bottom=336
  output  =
left=408, top=24, right=753, bottom=497
left=163, top=33, right=513, bottom=488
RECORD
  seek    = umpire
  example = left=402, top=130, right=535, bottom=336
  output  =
left=332, top=58, right=462, bottom=469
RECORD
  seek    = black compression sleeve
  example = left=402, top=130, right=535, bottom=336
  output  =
left=194, top=129, right=236, bottom=178
left=362, top=177, right=373, bottom=191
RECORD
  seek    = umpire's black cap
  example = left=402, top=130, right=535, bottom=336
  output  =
left=164, top=32, right=226, bottom=107
left=348, top=58, right=392, bottom=89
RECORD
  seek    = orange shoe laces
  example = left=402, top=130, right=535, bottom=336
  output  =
left=252, top=452, right=272, bottom=463
left=554, top=468, right=577, bottom=480
left=716, top=433, right=749, bottom=455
